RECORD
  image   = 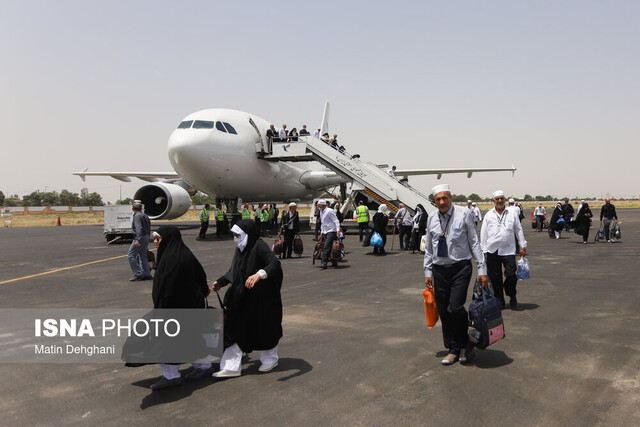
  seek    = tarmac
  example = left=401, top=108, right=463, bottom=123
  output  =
left=0, top=209, right=639, bottom=425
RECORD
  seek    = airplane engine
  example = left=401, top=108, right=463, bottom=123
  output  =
left=134, top=183, right=192, bottom=220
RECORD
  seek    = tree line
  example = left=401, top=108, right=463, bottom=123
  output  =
left=0, top=189, right=104, bottom=207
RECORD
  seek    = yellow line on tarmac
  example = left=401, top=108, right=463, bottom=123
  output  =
left=0, top=254, right=129, bottom=285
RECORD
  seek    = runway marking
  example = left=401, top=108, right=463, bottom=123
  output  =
left=0, top=254, right=128, bottom=285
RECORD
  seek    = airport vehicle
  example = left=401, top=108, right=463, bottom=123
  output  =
left=103, top=205, right=134, bottom=243
left=75, top=103, right=515, bottom=221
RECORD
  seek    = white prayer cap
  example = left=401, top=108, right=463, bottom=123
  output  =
left=508, top=198, right=515, bottom=203
left=557, top=201, right=562, bottom=205
left=581, top=200, right=585, bottom=203
left=317, top=200, right=327, bottom=206
left=288, top=202, right=297, bottom=207
left=492, top=190, right=505, bottom=198
left=472, top=202, right=477, bottom=206
left=152, top=231, right=161, bottom=239
left=467, top=199, right=472, bottom=203
left=431, top=184, right=451, bottom=195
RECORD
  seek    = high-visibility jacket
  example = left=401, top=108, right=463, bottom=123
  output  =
left=215, top=208, right=225, bottom=221
left=260, top=209, right=270, bottom=223
left=269, top=208, right=276, bottom=221
left=241, top=208, right=252, bottom=219
left=200, top=208, right=209, bottom=222
left=356, top=205, right=369, bottom=223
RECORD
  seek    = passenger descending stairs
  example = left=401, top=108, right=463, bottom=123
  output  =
left=263, top=135, right=436, bottom=215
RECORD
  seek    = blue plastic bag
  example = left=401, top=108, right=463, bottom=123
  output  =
left=556, top=218, right=566, bottom=226
left=370, top=232, right=383, bottom=248
left=516, top=257, right=530, bottom=280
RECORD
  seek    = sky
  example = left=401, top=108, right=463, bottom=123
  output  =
left=1, top=0, right=639, bottom=203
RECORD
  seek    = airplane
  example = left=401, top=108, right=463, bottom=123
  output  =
left=75, top=103, right=516, bottom=220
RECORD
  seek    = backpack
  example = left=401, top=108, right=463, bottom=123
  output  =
left=312, top=239, right=324, bottom=264
left=468, top=281, right=505, bottom=350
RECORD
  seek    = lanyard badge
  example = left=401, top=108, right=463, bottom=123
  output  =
left=437, top=212, right=450, bottom=257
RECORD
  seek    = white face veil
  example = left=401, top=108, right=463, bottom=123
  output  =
left=230, top=224, right=248, bottom=252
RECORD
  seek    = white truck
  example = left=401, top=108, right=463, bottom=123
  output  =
left=103, top=205, right=134, bottom=243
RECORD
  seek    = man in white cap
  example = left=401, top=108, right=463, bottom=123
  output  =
left=481, top=190, right=527, bottom=310
left=318, top=200, right=341, bottom=269
left=533, top=202, right=546, bottom=232
left=471, top=202, right=482, bottom=225
left=424, top=184, right=488, bottom=365
left=279, top=202, right=300, bottom=259
left=394, top=202, right=413, bottom=250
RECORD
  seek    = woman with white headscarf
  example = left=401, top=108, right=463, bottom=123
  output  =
left=211, top=219, right=283, bottom=377
left=372, top=204, right=389, bottom=255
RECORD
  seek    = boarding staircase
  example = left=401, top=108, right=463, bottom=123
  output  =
left=261, top=135, right=436, bottom=215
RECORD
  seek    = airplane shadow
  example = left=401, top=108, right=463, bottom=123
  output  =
left=135, top=357, right=313, bottom=409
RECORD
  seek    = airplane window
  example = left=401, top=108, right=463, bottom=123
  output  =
left=177, top=120, right=193, bottom=129
left=223, top=122, right=237, bottom=134
left=215, top=121, right=227, bottom=133
left=193, top=120, right=214, bottom=129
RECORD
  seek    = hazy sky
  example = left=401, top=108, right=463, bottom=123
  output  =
left=2, top=1, right=639, bottom=203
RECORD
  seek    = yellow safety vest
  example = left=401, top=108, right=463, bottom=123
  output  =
left=260, top=209, right=270, bottom=222
left=356, top=205, right=369, bottom=223
left=200, top=208, right=209, bottom=222
left=242, top=208, right=252, bottom=219
left=216, top=209, right=225, bottom=221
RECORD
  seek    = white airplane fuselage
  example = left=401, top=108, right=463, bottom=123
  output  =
left=168, top=108, right=334, bottom=202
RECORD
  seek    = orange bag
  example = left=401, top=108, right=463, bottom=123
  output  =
left=423, top=288, right=439, bottom=329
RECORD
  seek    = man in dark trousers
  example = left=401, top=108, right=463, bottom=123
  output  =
left=318, top=200, right=341, bottom=269
left=279, top=202, right=300, bottom=259
left=600, top=198, right=618, bottom=242
left=197, top=203, right=210, bottom=240
left=424, top=184, right=488, bottom=366
left=355, top=200, right=370, bottom=242
left=214, top=204, right=226, bottom=238
left=128, top=201, right=152, bottom=281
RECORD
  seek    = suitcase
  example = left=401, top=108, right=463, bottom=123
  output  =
left=531, top=219, right=537, bottom=229
left=468, top=281, right=505, bottom=350
left=330, top=240, right=344, bottom=262
left=293, top=234, right=304, bottom=256
left=272, top=237, right=283, bottom=257
left=312, top=239, right=324, bottom=265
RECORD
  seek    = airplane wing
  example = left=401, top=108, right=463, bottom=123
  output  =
left=393, top=165, right=517, bottom=179
left=73, top=169, right=180, bottom=183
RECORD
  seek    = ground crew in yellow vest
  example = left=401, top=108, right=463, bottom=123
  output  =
left=197, top=203, right=210, bottom=240
left=260, top=204, right=270, bottom=237
left=356, top=200, right=370, bottom=243
left=241, top=203, right=252, bottom=220
left=214, top=204, right=226, bottom=238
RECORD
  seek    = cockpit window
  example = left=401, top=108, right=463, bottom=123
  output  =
left=223, top=122, right=237, bottom=134
left=193, top=120, right=214, bottom=129
left=177, top=120, right=193, bottom=129
left=215, top=121, right=227, bottom=133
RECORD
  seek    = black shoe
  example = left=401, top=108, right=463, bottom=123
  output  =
left=510, top=296, right=518, bottom=310
left=129, top=276, right=143, bottom=282
left=150, top=376, right=183, bottom=390
left=185, top=366, right=215, bottom=380
left=331, top=262, right=338, bottom=267
left=321, top=263, right=327, bottom=269
left=140, top=275, right=153, bottom=281
left=196, top=237, right=202, bottom=241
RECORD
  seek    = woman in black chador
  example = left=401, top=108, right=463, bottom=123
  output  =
left=211, top=219, right=283, bottom=377
left=146, top=226, right=213, bottom=390
left=372, top=204, right=389, bottom=255
left=571, top=203, right=593, bottom=244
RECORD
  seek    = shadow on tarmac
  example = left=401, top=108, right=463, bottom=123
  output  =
left=435, top=350, right=514, bottom=369
left=134, top=357, right=313, bottom=409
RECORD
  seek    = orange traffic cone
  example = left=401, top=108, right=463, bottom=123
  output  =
left=56, top=216, right=61, bottom=226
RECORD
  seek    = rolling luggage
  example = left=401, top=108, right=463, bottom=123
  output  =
left=531, top=219, right=537, bottom=229
left=272, top=237, right=283, bottom=257
left=330, top=239, right=344, bottom=262
left=312, top=238, right=324, bottom=265
left=293, top=234, right=304, bottom=256
left=468, top=281, right=505, bottom=350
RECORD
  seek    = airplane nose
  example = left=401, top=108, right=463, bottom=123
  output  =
left=167, top=130, right=210, bottom=165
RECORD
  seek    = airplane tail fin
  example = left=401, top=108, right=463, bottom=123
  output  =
left=320, top=101, right=330, bottom=137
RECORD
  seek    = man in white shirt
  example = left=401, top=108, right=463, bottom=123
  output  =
left=471, top=202, right=482, bottom=225
left=533, top=203, right=546, bottom=232
left=278, top=124, right=288, bottom=142
left=318, top=200, right=341, bottom=269
left=387, top=166, right=396, bottom=178
left=480, top=190, right=527, bottom=310
left=394, top=203, right=413, bottom=250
